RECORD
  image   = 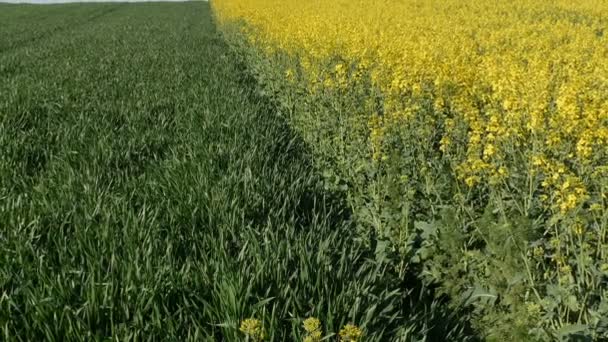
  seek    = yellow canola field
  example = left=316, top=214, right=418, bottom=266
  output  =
left=214, top=0, right=608, bottom=216
left=213, top=0, right=608, bottom=339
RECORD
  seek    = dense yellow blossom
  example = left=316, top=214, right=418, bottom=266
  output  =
left=302, top=317, right=322, bottom=342
left=213, top=0, right=607, bottom=212
left=240, top=318, right=266, bottom=341
left=338, top=324, right=363, bottom=342
left=302, top=317, right=321, bottom=334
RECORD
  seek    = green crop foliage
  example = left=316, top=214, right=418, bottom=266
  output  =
left=0, top=2, right=473, bottom=341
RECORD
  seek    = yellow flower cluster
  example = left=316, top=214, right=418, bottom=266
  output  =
left=338, top=324, right=363, bottom=342
left=213, top=0, right=607, bottom=217
left=240, top=318, right=266, bottom=341
left=302, top=317, right=322, bottom=342
left=239, top=317, right=360, bottom=341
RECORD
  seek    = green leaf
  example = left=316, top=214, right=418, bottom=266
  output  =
left=415, top=221, right=438, bottom=240
left=557, top=324, right=588, bottom=339
left=375, top=239, right=390, bottom=264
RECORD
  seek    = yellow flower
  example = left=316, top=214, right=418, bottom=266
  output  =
left=439, top=136, right=451, bottom=153
left=302, top=317, right=322, bottom=342
left=559, top=193, right=580, bottom=214
left=240, top=318, right=266, bottom=341
left=532, top=156, right=545, bottom=167
left=483, top=143, right=496, bottom=158
left=335, top=63, right=345, bottom=74
left=303, top=317, right=321, bottom=333
left=573, top=223, right=584, bottom=236
left=465, top=176, right=478, bottom=187
left=285, top=68, right=295, bottom=82
left=526, top=302, right=542, bottom=317
left=339, top=324, right=363, bottom=342
left=308, top=330, right=322, bottom=341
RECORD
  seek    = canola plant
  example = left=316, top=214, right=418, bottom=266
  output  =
left=213, top=1, right=608, bottom=340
